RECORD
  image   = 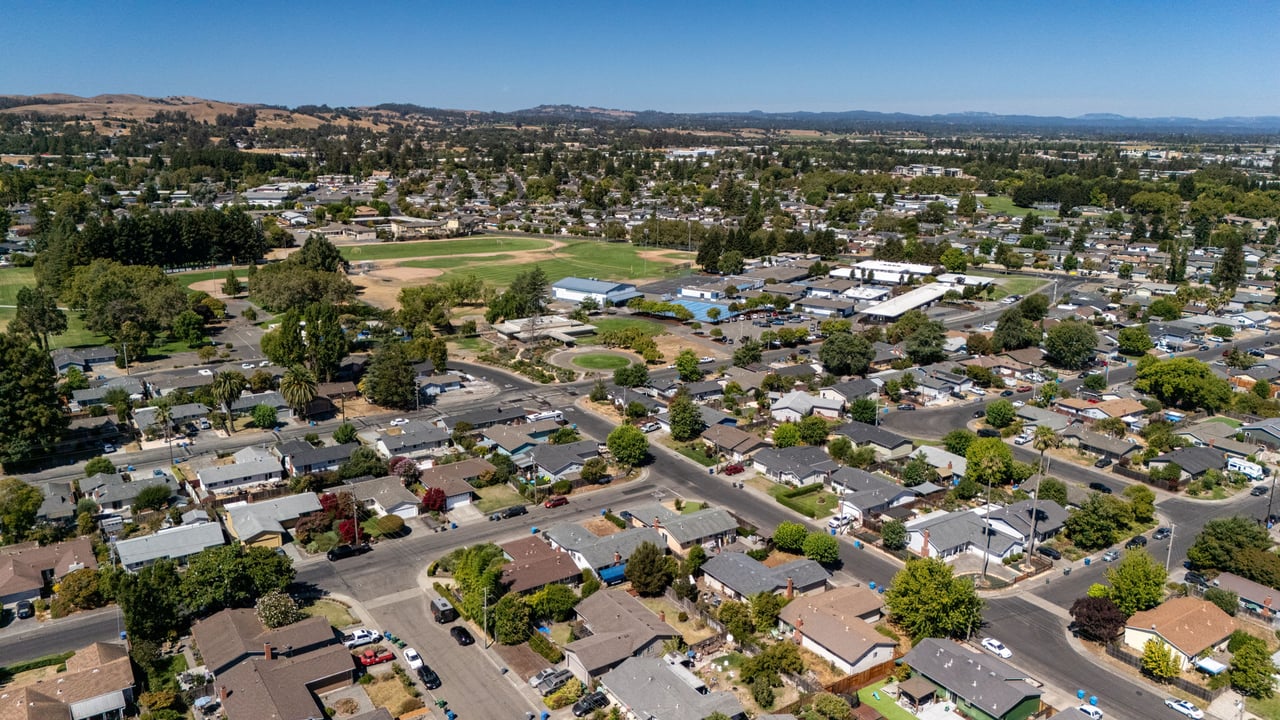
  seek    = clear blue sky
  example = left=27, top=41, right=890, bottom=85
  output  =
left=4, top=0, right=1277, bottom=118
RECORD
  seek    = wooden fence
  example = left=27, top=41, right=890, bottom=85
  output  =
left=1103, top=643, right=1223, bottom=702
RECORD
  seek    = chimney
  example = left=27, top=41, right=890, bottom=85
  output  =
left=659, top=611, right=666, bottom=623
left=614, top=551, right=622, bottom=564
left=786, top=577, right=794, bottom=599
left=653, top=516, right=662, bottom=529
left=1209, top=438, right=1215, bottom=447
left=219, top=686, right=229, bottom=702
left=264, top=643, right=273, bottom=660
left=922, top=529, right=930, bottom=558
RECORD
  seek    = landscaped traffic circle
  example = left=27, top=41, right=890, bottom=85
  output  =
left=571, top=352, right=632, bottom=371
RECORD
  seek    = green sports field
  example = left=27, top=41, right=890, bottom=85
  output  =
left=340, top=236, right=551, bottom=261
left=429, top=241, right=693, bottom=287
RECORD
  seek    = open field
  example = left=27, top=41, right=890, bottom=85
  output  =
left=989, top=276, right=1049, bottom=299
left=341, top=236, right=550, bottom=261
left=0, top=307, right=108, bottom=349
left=978, top=195, right=1040, bottom=217
left=0, top=267, right=35, bottom=305
left=572, top=353, right=630, bottom=370
left=474, top=484, right=524, bottom=513
left=434, top=241, right=693, bottom=287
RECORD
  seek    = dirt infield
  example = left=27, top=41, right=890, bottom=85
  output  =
left=353, top=265, right=444, bottom=309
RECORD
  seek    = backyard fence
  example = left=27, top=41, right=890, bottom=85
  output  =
left=1103, top=643, right=1223, bottom=702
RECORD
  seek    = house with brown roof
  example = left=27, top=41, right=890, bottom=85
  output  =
left=499, top=536, right=582, bottom=594
left=419, top=458, right=492, bottom=511
left=191, top=609, right=356, bottom=720
left=563, top=589, right=680, bottom=683
left=1001, top=347, right=1048, bottom=368
left=0, top=538, right=97, bottom=605
left=700, top=425, right=767, bottom=462
left=778, top=586, right=896, bottom=675
left=1123, top=597, right=1236, bottom=671
left=0, top=642, right=135, bottom=720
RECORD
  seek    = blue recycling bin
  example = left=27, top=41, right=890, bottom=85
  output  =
left=869, top=581, right=876, bottom=590
left=830, top=528, right=836, bottom=536
left=854, top=540, right=862, bottom=549
left=1089, top=696, right=1097, bottom=706
left=450, top=522, right=457, bottom=529
left=1077, top=690, right=1085, bottom=700
left=1084, top=557, right=1091, bottom=566
left=531, top=526, right=538, bottom=534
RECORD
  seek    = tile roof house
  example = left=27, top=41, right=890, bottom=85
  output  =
left=620, top=502, right=739, bottom=555
left=752, top=446, right=838, bottom=486
left=114, top=519, right=226, bottom=572
left=1149, top=446, right=1228, bottom=481
left=191, top=609, right=356, bottom=720
left=903, top=638, right=1042, bottom=720
left=700, top=424, right=768, bottom=462
left=0, top=538, right=97, bottom=605
left=778, top=586, right=896, bottom=675
left=563, top=590, right=680, bottom=682
left=1123, top=597, right=1236, bottom=671
left=701, top=552, right=830, bottom=602
left=224, top=493, right=323, bottom=548
left=346, top=475, right=420, bottom=520
left=833, top=422, right=914, bottom=459
left=499, top=536, right=582, bottom=594
left=0, top=642, right=136, bottom=720
left=599, top=656, right=745, bottom=720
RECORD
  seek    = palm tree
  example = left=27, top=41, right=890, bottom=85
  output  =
left=153, top=401, right=174, bottom=465
left=280, top=365, right=318, bottom=421
left=1028, top=425, right=1062, bottom=559
left=211, top=371, right=248, bottom=434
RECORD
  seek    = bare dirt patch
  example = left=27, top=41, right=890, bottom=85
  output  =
left=760, top=551, right=803, bottom=568
left=352, top=266, right=442, bottom=309
left=187, top=279, right=227, bottom=296
left=583, top=517, right=622, bottom=537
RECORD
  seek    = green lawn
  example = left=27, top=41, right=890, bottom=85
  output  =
left=858, top=680, right=920, bottom=720
left=768, top=483, right=840, bottom=518
left=673, top=442, right=718, bottom=467
left=572, top=353, right=631, bottom=370
left=986, top=276, right=1049, bottom=299
left=435, top=241, right=694, bottom=288
left=474, top=484, right=526, bottom=513
left=173, top=267, right=249, bottom=287
left=341, top=236, right=550, bottom=261
left=0, top=267, right=35, bottom=305
left=1204, top=417, right=1242, bottom=428
left=400, top=254, right=515, bottom=270
left=1247, top=695, right=1280, bottom=720
left=301, top=598, right=357, bottom=629
left=680, top=501, right=706, bottom=514
left=977, top=195, right=1043, bottom=217
left=448, top=336, right=488, bottom=352
left=0, top=307, right=109, bottom=349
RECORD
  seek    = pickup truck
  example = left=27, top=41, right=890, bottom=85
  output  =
left=342, top=629, right=380, bottom=649
left=359, top=648, right=395, bottom=666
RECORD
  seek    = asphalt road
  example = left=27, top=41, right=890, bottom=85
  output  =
left=0, top=606, right=124, bottom=666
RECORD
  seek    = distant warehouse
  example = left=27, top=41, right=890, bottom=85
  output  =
left=551, top=277, right=642, bottom=306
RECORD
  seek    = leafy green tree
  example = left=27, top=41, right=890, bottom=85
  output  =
left=1213, top=226, right=1246, bottom=290
left=905, top=319, right=946, bottom=365
left=361, top=345, right=417, bottom=409
left=1066, top=494, right=1133, bottom=550
left=1141, top=638, right=1180, bottom=681
left=885, top=558, right=984, bottom=641
left=820, top=332, right=874, bottom=376
left=848, top=398, right=878, bottom=424
left=750, top=591, right=787, bottom=633
left=1187, top=516, right=1272, bottom=571
left=527, top=583, right=580, bottom=623
left=774, top=521, right=809, bottom=553
left=1134, top=356, right=1233, bottom=412
left=251, top=404, right=277, bottom=429
left=807, top=692, right=854, bottom=720
left=943, top=429, right=976, bottom=456
left=1122, top=484, right=1155, bottom=524
left=115, top=560, right=182, bottom=642
left=733, top=339, right=763, bottom=367
left=1104, top=550, right=1167, bottom=615
left=493, top=593, right=532, bottom=644
left=1020, top=293, right=1050, bottom=321
left=179, top=545, right=295, bottom=616
left=674, top=349, right=703, bottom=381
left=901, top=452, right=932, bottom=487
left=133, top=484, right=173, bottom=512
left=797, top=416, right=830, bottom=446
left=881, top=519, right=907, bottom=550
left=1230, top=635, right=1278, bottom=698
left=964, top=437, right=1014, bottom=488
left=295, top=234, right=345, bottom=272
left=625, top=542, right=675, bottom=596
left=1083, top=373, right=1107, bottom=392
left=0, top=477, right=44, bottom=543
left=1148, top=297, right=1183, bottom=321
left=333, top=422, right=357, bottom=445
left=1038, top=477, right=1069, bottom=507
left=84, top=456, right=116, bottom=476
left=55, top=567, right=105, bottom=611
left=803, top=532, right=840, bottom=564
left=613, top=362, right=649, bottom=388
left=1069, top=596, right=1127, bottom=642
left=940, top=247, right=967, bottom=272
left=1044, top=321, right=1099, bottom=370
left=607, top=424, right=648, bottom=468
left=302, top=303, right=348, bottom=382
left=718, top=600, right=754, bottom=639
left=1202, top=587, right=1239, bottom=616
left=279, top=365, right=318, bottom=418
left=580, top=457, right=609, bottom=483
left=260, top=310, right=306, bottom=367
left=773, top=422, right=801, bottom=448
left=222, top=268, right=244, bottom=297
left=0, top=332, right=68, bottom=469
left=11, top=286, right=67, bottom=351
left=985, top=400, right=1016, bottom=428
left=255, top=589, right=304, bottom=629
left=992, top=306, right=1036, bottom=352
left=667, top=394, right=705, bottom=442
left=338, top=447, right=388, bottom=480
left=1254, top=378, right=1272, bottom=400
left=171, top=310, right=206, bottom=347
left=211, top=371, right=248, bottom=434
left=485, top=267, right=549, bottom=323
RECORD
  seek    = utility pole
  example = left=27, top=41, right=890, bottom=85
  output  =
left=121, top=343, right=129, bottom=376
left=483, top=588, right=491, bottom=649
left=1165, top=522, right=1175, bottom=572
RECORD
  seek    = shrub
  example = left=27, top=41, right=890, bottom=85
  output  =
left=396, top=698, right=425, bottom=715
left=544, top=680, right=583, bottom=709
left=605, top=513, right=627, bottom=529
left=551, top=480, right=572, bottom=495
left=678, top=611, right=689, bottom=622
left=528, top=630, right=564, bottom=663
left=375, top=514, right=405, bottom=536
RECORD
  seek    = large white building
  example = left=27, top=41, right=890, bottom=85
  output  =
left=551, top=277, right=642, bottom=306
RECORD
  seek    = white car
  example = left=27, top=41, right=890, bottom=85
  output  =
left=1075, top=706, right=1103, bottom=720
left=198, top=369, right=213, bottom=376
left=403, top=647, right=424, bottom=670
left=1163, top=699, right=1203, bottom=719
left=980, top=324, right=997, bottom=332
left=827, top=515, right=853, bottom=530
left=698, top=356, right=715, bottom=364
left=1012, top=400, right=1025, bottom=408
left=529, top=667, right=559, bottom=688
left=259, top=360, right=272, bottom=367
left=1014, top=435, right=1032, bottom=445
left=389, top=418, right=409, bottom=427
left=980, top=637, right=1012, bottom=659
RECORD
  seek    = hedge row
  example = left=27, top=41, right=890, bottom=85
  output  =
left=528, top=630, right=563, bottom=664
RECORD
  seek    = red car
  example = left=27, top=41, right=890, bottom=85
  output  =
left=544, top=496, right=569, bottom=509
left=722, top=463, right=745, bottom=475
left=360, top=648, right=395, bottom=666
left=1016, top=385, right=1032, bottom=393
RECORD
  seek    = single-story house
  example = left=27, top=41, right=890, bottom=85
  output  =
left=276, top=440, right=358, bottom=477
left=1059, top=426, right=1141, bottom=460
left=903, top=638, right=1042, bottom=720
left=1123, top=597, right=1236, bottom=671
left=599, top=656, right=746, bottom=720
left=480, top=424, right=542, bottom=458
left=820, top=378, right=881, bottom=406
left=700, top=424, right=767, bottom=462
left=418, top=458, right=494, bottom=510
left=1175, top=420, right=1258, bottom=459
left=530, top=440, right=599, bottom=481
left=133, top=402, right=210, bottom=433
left=1149, top=446, right=1229, bottom=482
left=1015, top=404, right=1071, bottom=432
left=753, top=446, right=838, bottom=486
left=84, top=472, right=182, bottom=512
left=0, top=538, right=97, bottom=606
left=683, top=380, right=725, bottom=402
left=910, top=445, right=968, bottom=484
left=436, top=406, right=528, bottom=433
left=701, top=552, right=830, bottom=602
left=770, top=391, right=843, bottom=423
left=419, top=374, right=463, bottom=396
left=563, top=589, right=680, bottom=682
left=114, top=519, right=226, bottom=572
left=830, top=467, right=918, bottom=524
left=375, top=421, right=451, bottom=459
left=833, top=422, right=914, bottom=460
left=542, top=524, right=664, bottom=582
left=346, top=475, right=420, bottom=520
left=71, top=377, right=146, bottom=408
left=224, top=493, right=324, bottom=548
left=499, top=536, right=582, bottom=595
left=196, top=446, right=286, bottom=495
left=1242, top=418, right=1280, bottom=448
left=778, top=586, right=896, bottom=675
left=51, top=346, right=117, bottom=373
left=905, top=509, right=1021, bottom=563
left=1209, top=572, right=1280, bottom=617
left=983, top=500, right=1068, bottom=545
left=33, top=479, right=77, bottom=525
left=229, top=390, right=293, bottom=419
left=620, top=502, right=739, bottom=555
left=0, top=642, right=136, bottom=720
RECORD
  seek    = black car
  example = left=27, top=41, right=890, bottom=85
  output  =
left=1152, top=527, right=1172, bottom=540
left=1184, top=571, right=1209, bottom=587
left=572, top=691, right=611, bottom=717
left=491, top=504, right=529, bottom=521
left=1093, top=457, right=1112, bottom=469
left=1251, top=485, right=1269, bottom=496
left=897, top=403, right=915, bottom=411
left=973, top=410, right=985, bottom=418
left=1036, top=545, right=1062, bottom=560
left=1000, top=390, right=1015, bottom=397
left=15, top=600, right=34, bottom=619
left=1124, top=535, right=1148, bottom=549
left=326, top=543, right=371, bottom=561
left=450, top=626, right=475, bottom=646
left=1088, top=481, right=1113, bottom=494
left=417, top=664, right=442, bottom=689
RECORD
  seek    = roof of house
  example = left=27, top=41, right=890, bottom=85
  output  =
left=829, top=467, right=917, bottom=509
left=1126, top=597, right=1236, bottom=657
left=909, top=446, right=968, bottom=477
left=778, top=587, right=892, bottom=664
left=0, top=642, right=134, bottom=720
left=345, top=475, right=418, bottom=510
left=621, top=503, right=740, bottom=546
left=530, top=440, right=598, bottom=475
left=1060, top=426, right=1140, bottom=457
left=904, top=638, right=1041, bottom=718
left=601, top=656, right=744, bottom=720
left=197, top=456, right=283, bottom=487
left=753, top=446, right=838, bottom=479
left=419, top=458, right=494, bottom=496
left=827, top=378, right=881, bottom=400
left=114, top=521, right=225, bottom=568
left=1151, top=446, right=1228, bottom=476
left=700, top=424, right=767, bottom=454
left=230, top=390, right=288, bottom=413
left=1096, top=398, right=1148, bottom=418
left=907, top=511, right=1018, bottom=556
left=439, top=406, right=528, bottom=431
left=986, top=500, right=1068, bottom=539
left=1015, top=404, right=1071, bottom=431
left=482, top=424, right=541, bottom=454
left=499, top=537, right=583, bottom=594
left=279, top=442, right=358, bottom=469
left=33, top=480, right=75, bottom=521
left=377, top=422, right=450, bottom=452
left=1209, top=571, right=1279, bottom=608
left=566, top=590, right=680, bottom=675
left=0, top=538, right=97, bottom=599
left=543, top=525, right=665, bottom=571
left=224, top=494, right=323, bottom=542
left=702, top=552, right=830, bottom=598
left=834, top=422, right=913, bottom=450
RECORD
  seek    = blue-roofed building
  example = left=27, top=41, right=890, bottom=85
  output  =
left=552, top=277, right=642, bottom=306
left=667, top=298, right=741, bottom=323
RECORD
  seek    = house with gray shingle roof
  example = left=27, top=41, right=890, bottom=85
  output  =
left=224, top=493, right=323, bottom=547
left=752, top=446, right=838, bottom=486
left=701, top=552, right=830, bottom=601
left=542, top=524, right=664, bottom=583
left=833, top=422, right=913, bottom=459
left=619, top=502, right=738, bottom=555
left=903, top=638, right=1041, bottom=720
left=114, top=520, right=226, bottom=572
left=905, top=509, right=1020, bottom=563
left=1149, top=445, right=1228, bottom=482
left=196, top=446, right=285, bottom=496
left=599, top=656, right=745, bottom=720
left=830, top=467, right=918, bottom=524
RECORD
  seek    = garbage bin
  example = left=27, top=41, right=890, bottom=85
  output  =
left=1063, top=567, right=1072, bottom=576
left=1083, top=557, right=1091, bottom=566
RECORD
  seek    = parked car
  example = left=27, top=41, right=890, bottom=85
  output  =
left=1164, top=698, right=1204, bottom=719
left=544, top=496, right=569, bottom=509
left=1000, top=390, right=1014, bottom=397
left=402, top=647, right=424, bottom=670
left=573, top=691, right=611, bottom=717
left=1088, top=481, right=1112, bottom=494
left=342, top=629, right=380, bottom=649
left=981, top=637, right=1012, bottom=659
left=722, top=463, right=744, bottom=475
left=198, top=368, right=214, bottom=376
left=327, top=543, right=371, bottom=561
left=1012, top=400, right=1026, bottom=408
left=973, top=410, right=985, bottom=418
left=417, top=664, right=442, bottom=689
left=1251, top=485, right=1269, bottom=496
left=15, top=600, right=34, bottom=619
left=1152, top=527, right=1172, bottom=540
left=389, top=418, right=409, bottom=427
left=450, top=627, right=475, bottom=646
left=536, top=669, right=574, bottom=696
left=1016, top=385, right=1032, bottom=393
left=897, top=403, right=915, bottom=411
left=1125, top=535, right=1148, bottom=549
left=1076, top=706, right=1103, bottom=720
left=102, top=443, right=115, bottom=454
left=1093, top=457, right=1113, bottom=468
left=639, top=422, right=661, bottom=433
left=1014, top=435, right=1032, bottom=445
left=529, top=668, right=560, bottom=688
left=827, top=515, right=853, bottom=530
left=1184, top=571, right=1209, bottom=587
left=360, top=648, right=395, bottom=666
left=1036, top=546, right=1062, bottom=560
left=1101, top=550, right=1120, bottom=562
